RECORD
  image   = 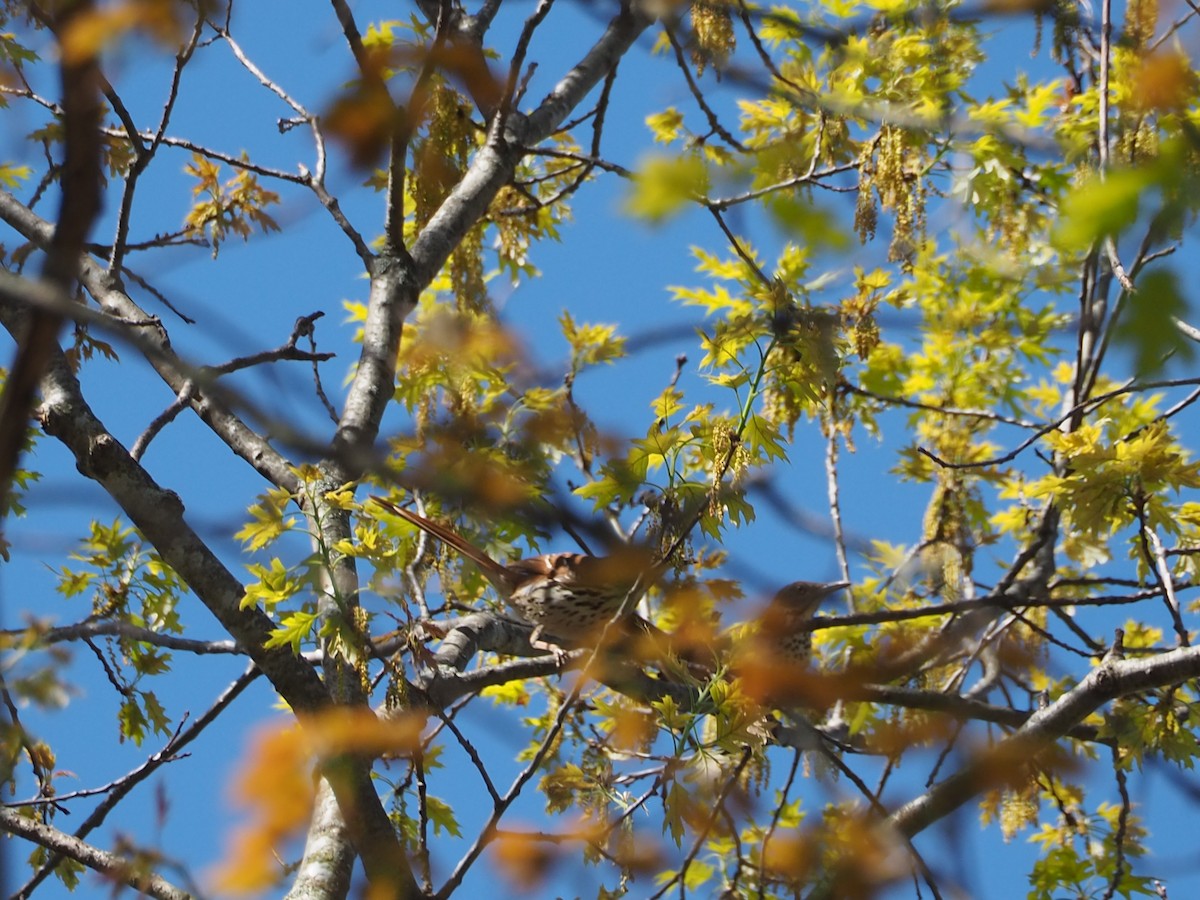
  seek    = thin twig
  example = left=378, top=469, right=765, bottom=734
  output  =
left=919, top=377, right=1200, bottom=470
left=131, top=380, right=195, bottom=461
left=1099, top=744, right=1131, bottom=900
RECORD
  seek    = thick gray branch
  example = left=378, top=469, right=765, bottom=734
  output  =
left=408, top=6, right=651, bottom=287
left=843, top=682, right=1105, bottom=744
left=27, top=353, right=323, bottom=705
left=332, top=256, right=417, bottom=469
left=521, top=6, right=652, bottom=142
left=286, top=779, right=357, bottom=900
left=889, top=645, right=1200, bottom=839
left=331, top=6, right=652, bottom=468
left=0, top=305, right=415, bottom=898
left=411, top=612, right=699, bottom=711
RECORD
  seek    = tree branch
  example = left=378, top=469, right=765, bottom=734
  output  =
left=0, top=305, right=417, bottom=898
left=14, top=667, right=259, bottom=897
left=889, top=643, right=1200, bottom=838
left=0, top=189, right=301, bottom=491
left=6, top=618, right=241, bottom=655
left=0, top=806, right=191, bottom=900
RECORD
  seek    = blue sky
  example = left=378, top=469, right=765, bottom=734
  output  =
left=4, top=1, right=1198, bottom=898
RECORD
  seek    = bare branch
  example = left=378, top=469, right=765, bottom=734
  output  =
left=0, top=191, right=301, bottom=491
left=919, top=377, right=1200, bottom=470
left=15, top=667, right=259, bottom=897
left=0, top=312, right=413, bottom=895
left=663, top=22, right=746, bottom=151
left=0, top=806, right=191, bottom=900
left=107, top=9, right=205, bottom=274
left=884, top=643, right=1200, bottom=840
left=131, top=380, right=195, bottom=461
left=5, top=618, right=240, bottom=655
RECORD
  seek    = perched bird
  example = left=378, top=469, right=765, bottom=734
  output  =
left=735, top=580, right=848, bottom=707
left=373, top=496, right=847, bottom=687
left=372, top=497, right=657, bottom=660
left=757, top=580, right=849, bottom=666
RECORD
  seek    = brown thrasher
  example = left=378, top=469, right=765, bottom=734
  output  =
left=733, top=579, right=848, bottom=707
left=372, top=497, right=659, bottom=660
left=754, top=580, right=849, bottom=666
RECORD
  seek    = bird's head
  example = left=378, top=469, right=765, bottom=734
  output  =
left=767, top=580, right=849, bottom=622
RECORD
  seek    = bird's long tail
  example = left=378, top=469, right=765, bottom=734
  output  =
left=371, top=497, right=515, bottom=593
